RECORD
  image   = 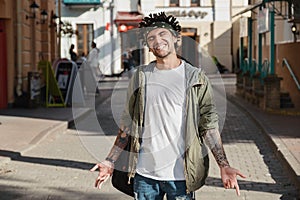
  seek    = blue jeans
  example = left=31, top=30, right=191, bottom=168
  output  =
left=133, top=173, right=193, bottom=200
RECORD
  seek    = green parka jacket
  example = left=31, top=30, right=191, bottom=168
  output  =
left=120, top=61, right=219, bottom=192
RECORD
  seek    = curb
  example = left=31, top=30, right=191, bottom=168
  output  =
left=227, top=94, right=300, bottom=192
left=20, top=121, right=69, bottom=155
left=0, top=108, right=91, bottom=166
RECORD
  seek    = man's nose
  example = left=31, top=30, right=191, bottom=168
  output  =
left=150, top=36, right=163, bottom=47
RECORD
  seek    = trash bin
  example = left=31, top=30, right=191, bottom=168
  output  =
left=28, top=71, right=41, bottom=108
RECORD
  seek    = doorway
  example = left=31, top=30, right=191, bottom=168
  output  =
left=180, top=28, right=198, bottom=67
left=0, top=20, right=7, bottom=109
left=77, top=24, right=94, bottom=56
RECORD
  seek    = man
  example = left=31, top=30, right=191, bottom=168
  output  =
left=69, top=44, right=77, bottom=62
left=85, top=42, right=101, bottom=94
left=86, top=42, right=100, bottom=72
left=91, top=12, right=246, bottom=199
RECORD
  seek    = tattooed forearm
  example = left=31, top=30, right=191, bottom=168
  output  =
left=105, top=129, right=129, bottom=163
left=203, top=129, right=230, bottom=168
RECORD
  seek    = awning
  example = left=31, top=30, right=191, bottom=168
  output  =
left=233, top=1, right=264, bottom=18
left=114, top=12, right=144, bottom=26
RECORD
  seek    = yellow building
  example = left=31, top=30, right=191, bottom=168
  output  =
left=0, top=0, right=57, bottom=109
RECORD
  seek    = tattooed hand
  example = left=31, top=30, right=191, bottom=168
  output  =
left=221, top=166, right=246, bottom=196
left=90, top=160, right=114, bottom=189
left=203, top=129, right=246, bottom=195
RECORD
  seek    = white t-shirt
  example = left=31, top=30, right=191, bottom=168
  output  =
left=87, top=47, right=99, bottom=67
left=136, top=60, right=186, bottom=180
left=87, top=47, right=101, bottom=79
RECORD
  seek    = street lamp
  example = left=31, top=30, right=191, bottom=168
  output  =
left=26, top=1, right=39, bottom=19
left=291, top=23, right=299, bottom=42
left=39, top=9, right=48, bottom=24
left=119, top=24, right=128, bottom=32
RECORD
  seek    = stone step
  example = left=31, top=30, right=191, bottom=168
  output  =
left=280, top=92, right=294, bottom=108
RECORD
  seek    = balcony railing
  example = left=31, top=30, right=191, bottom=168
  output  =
left=282, top=58, right=300, bottom=91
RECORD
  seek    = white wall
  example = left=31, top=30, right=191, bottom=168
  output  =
left=276, top=20, right=295, bottom=44
left=215, top=0, right=231, bottom=21
left=60, top=6, right=106, bottom=58
left=60, top=2, right=125, bottom=75
left=213, top=21, right=232, bottom=71
left=115, top=0, right=139, bottom=12
left=232, top=0, right=249, bottom=7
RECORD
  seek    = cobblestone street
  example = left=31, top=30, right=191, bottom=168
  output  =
left=0, top=81, right=299, bottom=200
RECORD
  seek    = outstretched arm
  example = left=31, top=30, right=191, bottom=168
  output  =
left=203, top=129, right=246, bottom=196
left=90, top=127, right=130, bottom=189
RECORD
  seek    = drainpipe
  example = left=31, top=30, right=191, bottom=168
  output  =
left=109, top=0, right=114, bottom=75
left=58, top=0, right=61, bottom=58
left=248, top=17, right=253, bottom=73
left=258, top=32, right=262, bottom=73
left=16, top=0, right=23, bottom=96
left=240, top=37, right=244, bottom=72
left=269, top=7, right=275, bottom=75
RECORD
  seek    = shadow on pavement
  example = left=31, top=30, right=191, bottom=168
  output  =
left=0, top=185, right=24, bottom=200
left=0, top=150, right=94, bottom=170
left=0, top=183, right=131, bottom=200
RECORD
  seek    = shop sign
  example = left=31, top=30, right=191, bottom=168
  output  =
left=63, top=0, right=100, bottom=4
left=55, top=61, right=77, bottom=105
left=147, top=8, right=212, bottom=21
left=240, top=17, right=248, bottom=38
left=258, top=8, right=269, bottom=34
left=165, top=10, right=208, bottom=19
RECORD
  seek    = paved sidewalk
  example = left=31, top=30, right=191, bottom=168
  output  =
left=0, top=107, right=89, bottom=163
left=0, top=74, right=299, bottom=199
left=0, top=77, right=117, bottom=164
left=224, top=82, right=300, bottom=192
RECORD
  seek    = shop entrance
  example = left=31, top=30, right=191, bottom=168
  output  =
left=0, top=20, right=7, bottom=109
left=181, top=28, right=198, bottom=67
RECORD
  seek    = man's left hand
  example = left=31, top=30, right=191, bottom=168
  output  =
left=220, top=166, right=246, bottom=196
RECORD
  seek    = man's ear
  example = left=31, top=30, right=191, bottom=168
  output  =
left=174, top=35, right=182, bottom=50
left=176, top=35, right=182, bottom=46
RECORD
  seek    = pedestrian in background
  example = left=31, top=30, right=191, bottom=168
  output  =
left=87, top=42, right=100, bottom=67
left=69, top=44, right=77, bottom=62
left=122, top=51, right=136, bottom=79
left=91, top=12, right=246, bottom=199
left=122, top=52, right=130, bottom=72
left=86, top=41, right=102, bottom=78
left=86, top=41, right=101, bottom=94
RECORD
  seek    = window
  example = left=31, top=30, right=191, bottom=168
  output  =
left=191, top=0, right=200, bottom=7
left=170, top=0, right=179, bottom=7
left=76, top=24, right=94, bottom=56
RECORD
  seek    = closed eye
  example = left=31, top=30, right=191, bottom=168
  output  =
left=147, top=36, right=155, bottom=43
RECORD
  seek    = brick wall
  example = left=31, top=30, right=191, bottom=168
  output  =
left=275, top=42, right=300, bottom=109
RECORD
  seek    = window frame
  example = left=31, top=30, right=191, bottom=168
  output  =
left=170, top=0, right=179, bottom=7
left=190, top=0, right=200, bottom=7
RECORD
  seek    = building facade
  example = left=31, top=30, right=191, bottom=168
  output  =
left=233, top=0, right=300, bottom=110
left=137, top=0, right=250, bottom=71
left=60, top=0, right=118, bottom=75
left=0, top=0, right=57, bottom=109
left=60, top=0, right=142, bottom=76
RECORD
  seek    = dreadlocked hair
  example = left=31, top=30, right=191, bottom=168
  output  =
left=139, top=12, right=181, bottom=33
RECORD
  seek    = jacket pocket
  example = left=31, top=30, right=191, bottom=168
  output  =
left=185, top=135, right=209, bottom=192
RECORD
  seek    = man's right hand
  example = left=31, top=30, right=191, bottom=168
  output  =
left=90, top=160, right=114, bottom=189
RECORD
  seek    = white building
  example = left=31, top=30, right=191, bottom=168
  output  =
left=59, top=0, right=250, bottom=75
left=138, top=0, right=250, bottom=71
left=60, top=0, right=123, bottom=75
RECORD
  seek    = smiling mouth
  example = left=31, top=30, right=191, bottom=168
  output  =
left=155, top=44, right=167, bottom=51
